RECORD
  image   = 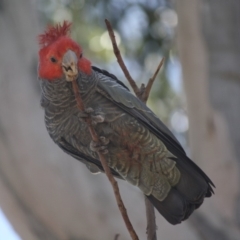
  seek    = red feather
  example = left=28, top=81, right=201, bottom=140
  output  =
left=39, top=21, right=72, bottom=47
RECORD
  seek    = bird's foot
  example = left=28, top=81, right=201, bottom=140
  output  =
left=85, top=107, right=94, bottom=114
left=90, top=136, right=109, bottom=154
left=78, top=107, right=105, bottom=125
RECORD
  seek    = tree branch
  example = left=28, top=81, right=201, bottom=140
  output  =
left=71, top=80, right=139, bottom=240
left=105, top=19, right=140, bottom=98
left=114, top=234, right=120, bottom=240
left=145, top=197, right=157, bottom=240
left=141, top=58, right=164, bottom=103
left=105, top=18, right=164, bottom=240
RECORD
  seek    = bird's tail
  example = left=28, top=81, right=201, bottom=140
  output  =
left=147, top=160, right=214, bottom=225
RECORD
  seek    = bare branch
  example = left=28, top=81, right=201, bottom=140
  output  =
left=114, top=234, right=120, bottom=240
left=142, top=58, right=164, bottom=103
left=145, top=197, right=157, bottom=240
left=71, top=80, right=139, bottom=240
left=104, top=19, right=140, bottom=98
left=105, top=18, right=162, bottom=240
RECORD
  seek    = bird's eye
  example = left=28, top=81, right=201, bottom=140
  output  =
left=50, top=57, right=57, bottom=63
left=80, top=53, right=83, bottom=58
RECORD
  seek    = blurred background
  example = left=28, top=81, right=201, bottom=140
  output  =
left=0, top=0, right=240, bottom=239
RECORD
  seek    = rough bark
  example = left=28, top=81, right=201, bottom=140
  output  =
left=176, top=0, right=240, bottom=238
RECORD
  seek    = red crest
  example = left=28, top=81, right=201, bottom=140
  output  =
left=38, top=21, right=72, bottom=47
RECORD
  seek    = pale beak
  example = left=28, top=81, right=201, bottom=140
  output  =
left=62, top=50, right=78, bottom=82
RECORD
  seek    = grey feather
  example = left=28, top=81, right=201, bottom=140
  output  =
left=39, top=66, right=214, bottom=225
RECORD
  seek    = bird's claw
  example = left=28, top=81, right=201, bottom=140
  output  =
left=90, top=136, right=109, bottom=154
left=85, top=107, right=94, bottom=114
left=78, top=108, right=105, bottom=125
left=99, top=136, right=110, bottom=145
left=78, top=107, right=94, bottom=118
left=92, top=115, right=104, bottom=125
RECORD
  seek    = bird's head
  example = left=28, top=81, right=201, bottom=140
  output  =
left=38, top=21, right=91, bottom=81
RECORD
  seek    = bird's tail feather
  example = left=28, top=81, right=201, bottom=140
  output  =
left=147, top=162, right=212, bottom=224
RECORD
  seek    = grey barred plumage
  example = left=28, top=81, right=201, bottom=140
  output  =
left=38, top=22, right=214, bottom=225
left=40, top=67, right=214, bottom=224
left=40, top=70, right=180, bottom=201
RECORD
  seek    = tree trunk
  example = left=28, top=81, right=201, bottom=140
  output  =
left=176, top=0, right=240, bottom=238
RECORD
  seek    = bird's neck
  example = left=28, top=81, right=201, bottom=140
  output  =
left=40, top=71, right=97, bottom=108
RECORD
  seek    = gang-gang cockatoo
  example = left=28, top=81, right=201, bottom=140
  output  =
left=38, top=22, right=214, bottom=225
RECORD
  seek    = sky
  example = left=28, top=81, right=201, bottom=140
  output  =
left=0, top=209, right=21, bottom=240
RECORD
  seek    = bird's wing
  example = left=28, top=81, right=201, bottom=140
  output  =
left=92, top=66, right=130, bottom=91
left=58, top=137, right=122, bottom=179
left=92, top=67, right=183, bottom=148
left=94, top=69, right=214, bottom=190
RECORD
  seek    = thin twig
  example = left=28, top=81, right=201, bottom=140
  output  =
left=105, top=19, right=140, bottom=98
left=145, top=197, right=157, bottom=240
left=142, top=58, right=164, bottom=103
left=105, top=18, right=164, bottom=240
left=114, top=234, right=120, bottom=240
left=71, top=80, right=139, bottom=240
